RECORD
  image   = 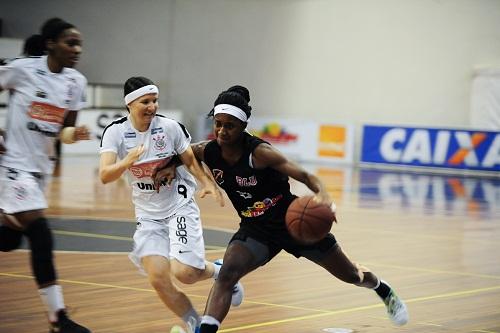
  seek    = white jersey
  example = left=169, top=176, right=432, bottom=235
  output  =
left=100, top=115, right=198, bottom=219
left=0, top=56, right=87, bottom=174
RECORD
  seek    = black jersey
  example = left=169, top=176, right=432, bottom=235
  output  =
left=204, top=132, right=296, bottom=225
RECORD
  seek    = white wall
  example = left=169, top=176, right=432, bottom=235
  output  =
left=1, top=0, right=500, bottom=143
left=167, top=0, right=500, bottom=130
left=0, top=0, right=175, bottom=107
left=0, top=38, right=23, bottom=59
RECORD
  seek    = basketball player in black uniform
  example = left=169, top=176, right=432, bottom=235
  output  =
left=153, top=85, right=409, bottom=333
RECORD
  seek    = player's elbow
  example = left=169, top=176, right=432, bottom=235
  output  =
left=99, top=170, right=111, bottom=184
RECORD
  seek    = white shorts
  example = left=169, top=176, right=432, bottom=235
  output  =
left=128, top=198, right=206, bottom=274
left=0, top=167, right=50, bottom=214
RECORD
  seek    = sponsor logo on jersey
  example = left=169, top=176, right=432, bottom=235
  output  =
left=35, top=90, right=47, bottom=98
left=124, top=132, right=136, bottom=138
left=67, top=85, right=74, bottom=99
left=35, top=69, right=46, bottom=76
left=236, top=175, right=257, bottom=187
left=236, top=191, right=252, bottom=199
left=151, top=127, right=164, bottom=135
left=28, top=101, right=65, bottom=124
left=129, top=159, right=169, bottom=178
left=212, top=169, right=224, bottom=185
left=7, top=168, right=18, bottom=180
left=176, top=216, right=188, bottom=244
left=241, top=194, right=283, bottom=218
left=362, top=126, right=500, bottom=172
left=136, top=179, right=170, bottom=191
left=14, top=185, right=28, bottom=200
left=136, top=182, right=155, bottom=191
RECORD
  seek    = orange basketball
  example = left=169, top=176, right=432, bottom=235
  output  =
left=285, top=195, right=335, bottom=244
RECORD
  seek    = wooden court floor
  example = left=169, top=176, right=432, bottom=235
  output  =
left=1, top=156, right=499, bottom=333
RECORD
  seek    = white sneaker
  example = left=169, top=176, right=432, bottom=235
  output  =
left=384, top=290, right=409, bottom=326
left=214, top=259, right=245, bottom=307
left=231, top=281, right=244, bottom=307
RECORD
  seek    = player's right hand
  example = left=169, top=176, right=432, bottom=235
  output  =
left=124, top=144, right=145, bottom=167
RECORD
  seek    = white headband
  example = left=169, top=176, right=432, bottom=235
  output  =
left=124, top=85, right=159, bottom=105
left=213, top=104, right=248, bottom=122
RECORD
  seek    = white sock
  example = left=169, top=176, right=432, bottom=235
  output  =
left=371, top=277, right=381, bottom=289
left=201, top=315, right=221, bottom=327
left=212, top=262, right=220, bottom=280
left=38, top=285, right=65, bottom=322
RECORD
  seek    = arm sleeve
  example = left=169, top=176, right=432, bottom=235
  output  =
left=0, top=62, right=23, bottom=90
left=100, top=125, right=120, bottom=154
left=174, top=122, right=191, bottom=155
left=68, top=75, right=88, bottom=111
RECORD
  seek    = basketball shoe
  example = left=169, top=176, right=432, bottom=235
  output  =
left=49, top=309, right=91, bottom=333
left=384, top=290, right=409, bottom=326
left=214, top=259, right=244, bottom=307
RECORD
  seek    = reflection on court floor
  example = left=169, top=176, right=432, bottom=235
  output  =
left=358, top=168, right=500, bottom=218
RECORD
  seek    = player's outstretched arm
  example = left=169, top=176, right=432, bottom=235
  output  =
left=179, top=145, right=224, bottom=207
left=253, top=143, right=333, bottom=207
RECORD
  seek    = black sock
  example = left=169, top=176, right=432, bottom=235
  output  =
left=199, top=323, right=218, bottom=333
left=374, top=280, right=391, bottom=300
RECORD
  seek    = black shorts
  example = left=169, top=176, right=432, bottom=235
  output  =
left=229, top=217, right=338, bottom=265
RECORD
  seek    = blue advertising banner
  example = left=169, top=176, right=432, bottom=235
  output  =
left=361, top=125, right=500, bottom=172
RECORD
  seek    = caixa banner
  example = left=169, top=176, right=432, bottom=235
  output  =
left=361, top=125, right=500, bottom=172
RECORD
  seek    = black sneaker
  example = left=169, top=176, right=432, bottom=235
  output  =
left=50, top=309, right=91, bottom=333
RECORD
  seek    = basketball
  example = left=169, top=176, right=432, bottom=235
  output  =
left=285, top=195, right=335, bottom=244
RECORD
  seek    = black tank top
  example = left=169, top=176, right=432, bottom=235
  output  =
left=204, top=132, right=295, bottom=224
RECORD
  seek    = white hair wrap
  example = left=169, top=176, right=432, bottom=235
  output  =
left=124, top=85, right=159, bottom=105
left=213, top=104, right=248, bottom=122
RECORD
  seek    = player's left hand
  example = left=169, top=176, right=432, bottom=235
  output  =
left=198, top=183, right=225, bottom=207
left=152, top=166, right=177, bottom=192
left=313, top=191, right=338, bottom=223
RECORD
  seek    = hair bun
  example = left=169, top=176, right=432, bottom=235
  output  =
left=227, top=85, right=250, bottom=103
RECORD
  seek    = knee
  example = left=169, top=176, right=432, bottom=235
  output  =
left=217, top=265, right=241, bottom=287
left=148, top=268, right=167, bottom=288
left=172, top=265, right=202, bottom=285
left=147, top=268, right=176, bottom=293
left=344, top=270, right=364, bottom=285
left=0, top=225, right=23, bottom=252
left=23, top=218, right=56, bottom=285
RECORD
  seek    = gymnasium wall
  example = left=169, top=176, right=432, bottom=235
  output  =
left=1, top=0, right=500, bottom=157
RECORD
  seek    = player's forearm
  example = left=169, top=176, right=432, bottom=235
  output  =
left=184, top=160, right=211, bottom=187
left=99, top=161, right=129, bottom=184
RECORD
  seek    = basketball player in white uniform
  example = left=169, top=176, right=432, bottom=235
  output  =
left=0, top=18, right=91, bottom=333
left=99, top=76, right=243, bottom=333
